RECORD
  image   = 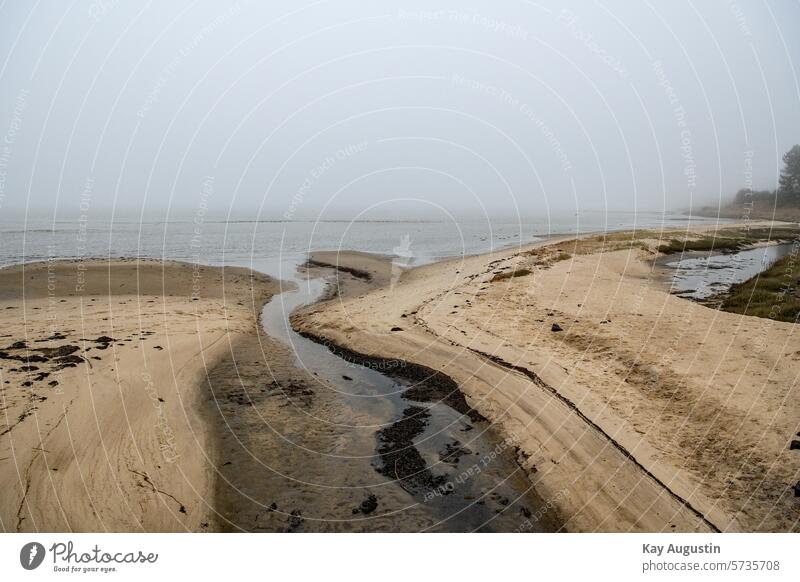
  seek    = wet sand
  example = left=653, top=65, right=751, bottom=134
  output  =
left=216, top=272, right=561, bottom=532
left=0, top=258, right=560, bottom=532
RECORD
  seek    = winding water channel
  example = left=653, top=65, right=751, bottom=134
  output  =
left=663, top=243, right=794, bottom=300
left=258, top=265, right=557, bottom=532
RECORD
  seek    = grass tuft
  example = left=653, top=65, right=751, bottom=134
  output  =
left=719, top=254, right=800, bottom=323
left=657, top=237, right=746, bottom=254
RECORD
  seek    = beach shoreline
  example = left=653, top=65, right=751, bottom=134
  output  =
left=2, top=219, right=797, bottom=532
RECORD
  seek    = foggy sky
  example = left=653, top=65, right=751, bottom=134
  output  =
left=1, top=0, right=799, bottom=221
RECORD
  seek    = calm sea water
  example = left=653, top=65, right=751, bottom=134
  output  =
left=1, top=211, right=726, bottom=278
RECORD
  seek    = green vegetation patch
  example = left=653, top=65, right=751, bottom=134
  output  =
left=719, top=253, right=800, bottom=323
left=657, top=237, right=746, bottom=254
left=718, top=225, right=800, bottom=242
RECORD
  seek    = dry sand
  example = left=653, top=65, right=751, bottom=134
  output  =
left=0, top=259, right=284, bottom=532
left=292, top=224, right=800, bottom=532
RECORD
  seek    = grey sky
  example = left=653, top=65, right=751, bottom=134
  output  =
left=1, top=0, right=798, bottom=220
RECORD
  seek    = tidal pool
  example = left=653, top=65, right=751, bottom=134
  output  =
left=662, top=243, right=794, bottom=301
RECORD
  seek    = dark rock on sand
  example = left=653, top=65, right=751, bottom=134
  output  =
left=91, top=336, right=116, bottom=350
left=0, top=351, right=49, bottom=363
left=352, top=494, right=378, bottom=515
left=36, top=345, right=80, bottom=358
left=286, top=510, right=304, bottom=532
left=53, top=355, right=84, bottom=370
left=790, top=440, right=800, bottom=451
left=551, top=323, right=563, bottom=332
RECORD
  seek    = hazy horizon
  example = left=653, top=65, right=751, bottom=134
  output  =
left=2, top=0, right=799, bottom=222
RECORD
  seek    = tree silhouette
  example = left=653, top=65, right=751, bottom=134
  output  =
left=778, top=145, right=800, bottom=205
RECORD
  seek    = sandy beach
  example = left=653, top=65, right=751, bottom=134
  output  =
left=0, top=259, right=283, bottom=532
left=0, top=256, right=561, bottom=533
left=3, top=223, right=797, bottom=533
left=292, top=223, right=800, bottom=532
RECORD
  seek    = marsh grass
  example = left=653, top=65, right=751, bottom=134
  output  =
left=658, top=225, right=800, bottom=255
left=719, top=254, right=800, bottom=323
left=657, top=237, right=746, bottom=254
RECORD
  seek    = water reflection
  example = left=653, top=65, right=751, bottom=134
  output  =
left=664, top=243, right=794, bottom=300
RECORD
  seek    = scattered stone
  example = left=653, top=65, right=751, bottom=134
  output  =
left=390, top=327, right=403, bottom=332
left=342, top=375, right=353, bottom=381
left=352, top=494, right=378, bottom=515
left=551, top=323, right=563, bottom=332
left=790, top=440, right=800, bottom=451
